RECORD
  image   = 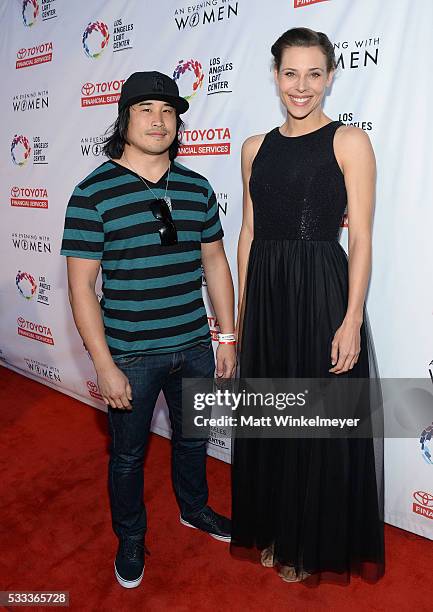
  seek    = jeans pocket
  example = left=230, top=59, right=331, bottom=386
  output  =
left=112, top=353, right=143, bottom=367
left=195, top=341, right=213, bottom=353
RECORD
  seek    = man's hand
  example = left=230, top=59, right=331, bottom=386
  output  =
left=215, top=344, right=237, bottom=379
left=97, top=363, right=133, bottom=409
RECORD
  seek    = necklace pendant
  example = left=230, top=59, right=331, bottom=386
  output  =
left=164, top=196, right=172, bottom=211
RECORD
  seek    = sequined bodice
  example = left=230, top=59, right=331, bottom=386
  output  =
left=249, top=122, right=347, bottom=241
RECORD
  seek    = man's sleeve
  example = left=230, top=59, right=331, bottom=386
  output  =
left=201, top=184, right=224, bottom=243
left=60, top=186, right=104, bottom=260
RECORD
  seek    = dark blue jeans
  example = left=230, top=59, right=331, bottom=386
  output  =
left=107, top=342, right=215, bottom=540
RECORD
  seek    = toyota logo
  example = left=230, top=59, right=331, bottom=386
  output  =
left=87, top=380, right=98, bottom=392
left=413, top=491, right=433, bottom=507
left=11, top=186, right=20, bottom=197
left=17, top=48, right=27, bottom=59
left=17, top=317, right=26, bottom=328
left=81, top=82, right=95, bottom=96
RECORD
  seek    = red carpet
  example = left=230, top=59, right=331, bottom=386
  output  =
left=0, top=366, right=431, bottom=611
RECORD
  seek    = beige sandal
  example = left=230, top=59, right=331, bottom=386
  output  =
left=260, top=545, right=275, bottom=568
left=278, top=565, right=311, bottom=583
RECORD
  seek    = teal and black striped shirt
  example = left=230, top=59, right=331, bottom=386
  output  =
left=60, top=159, right=224, bottom=356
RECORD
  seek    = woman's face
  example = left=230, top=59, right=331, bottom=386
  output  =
left=274, top=45, right=334, bottom=119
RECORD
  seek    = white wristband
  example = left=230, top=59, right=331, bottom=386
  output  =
left=218, top=332, right=236, bottom=343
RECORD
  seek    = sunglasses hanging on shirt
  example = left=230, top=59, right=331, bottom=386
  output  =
left=148, top=199, right=178, bottom=246
left=122, top=157, right=178, bottom=246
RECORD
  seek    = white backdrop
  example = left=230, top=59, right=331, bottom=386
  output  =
left=0, top=0, right=432, bottom=539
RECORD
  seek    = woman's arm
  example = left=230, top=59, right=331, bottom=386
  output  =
left=330, top=126, right=376, bottom=374
left=237, top=135, right=264, bottom=336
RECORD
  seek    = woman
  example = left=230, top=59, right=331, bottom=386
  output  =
left=231, top=28, right=384, bottom=585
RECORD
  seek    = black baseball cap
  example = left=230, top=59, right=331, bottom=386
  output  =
left=118, top=71, right=189, bottom=114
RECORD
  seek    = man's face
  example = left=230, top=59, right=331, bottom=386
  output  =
left=126, top=99, right=178, bottom=156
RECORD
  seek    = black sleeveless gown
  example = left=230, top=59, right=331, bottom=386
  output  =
left=231, top=122, right=384, bottom=585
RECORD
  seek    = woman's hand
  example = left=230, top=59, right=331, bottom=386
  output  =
left=329, top=317, right=362, bottom=374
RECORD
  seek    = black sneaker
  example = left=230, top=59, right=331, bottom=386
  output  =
left=180, top=506, right=231, bottom=542
left=114, top=536, right=148, bottom=589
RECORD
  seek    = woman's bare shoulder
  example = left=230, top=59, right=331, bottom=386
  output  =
left=241, top=133, right=267, bottom=164
left=335, top=124, right=372, bottom=148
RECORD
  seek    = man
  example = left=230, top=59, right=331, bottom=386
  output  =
left=61, top=71, right=236, bottom=589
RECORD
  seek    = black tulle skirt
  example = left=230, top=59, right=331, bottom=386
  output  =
left=231, top=239, right=385, bottom=585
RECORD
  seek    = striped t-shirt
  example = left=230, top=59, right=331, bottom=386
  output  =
left=60, top=159, right=224, bottom=356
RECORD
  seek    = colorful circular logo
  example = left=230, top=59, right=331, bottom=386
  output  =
left=173, top=59, right=204, bottom=101
left=82, top=21, right=110, bottom=59
left=22, top=0, right=39, bottom=27
left=16, top=271, right=37, bottom=300
left=420, top=422, right=433, bottom=465
left=11, top=135, right=31, bottom=166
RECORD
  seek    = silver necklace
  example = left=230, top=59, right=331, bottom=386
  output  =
left=123, top=156, right=172, bottom=211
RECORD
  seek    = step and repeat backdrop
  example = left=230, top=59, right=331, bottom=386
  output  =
left=0, top=0, right=432, bottom=539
